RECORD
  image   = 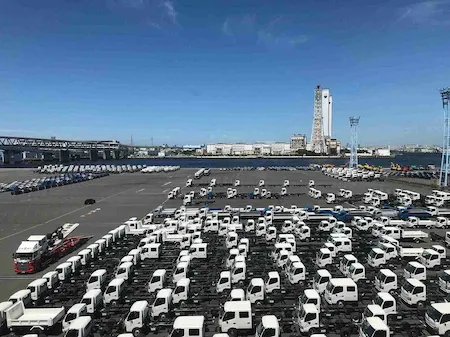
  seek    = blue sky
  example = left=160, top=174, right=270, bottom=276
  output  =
left=0, top=0, right=449, bottom=146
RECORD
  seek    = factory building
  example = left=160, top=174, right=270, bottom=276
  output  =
left=205, top=143, right=291, bottom=156
left=290, top=134, right=307, bottom=151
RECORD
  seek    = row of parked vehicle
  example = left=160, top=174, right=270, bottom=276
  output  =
left=141, top=166, right=181, bottom=173
left=37, top=164, right=146, bottom=174
left=322, top=167, right=385, bottom=181
left=1, top=172, right=108, bottom=195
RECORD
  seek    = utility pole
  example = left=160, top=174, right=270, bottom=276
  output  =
left=440, top=88, right=450, bottom=187
left=349, top=117, right=360, bottom=169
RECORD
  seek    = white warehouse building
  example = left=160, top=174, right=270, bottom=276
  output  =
left=206, top=143, right=291, bottom=156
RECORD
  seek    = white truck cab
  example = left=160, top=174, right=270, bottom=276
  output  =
left=104, top=278, right=125, bottom=304
left=374, top=269, right=397, bottom=293
left=228, top=289, right=245, bottom=301
left=330, top=237, right=352, bottom=253
left=439, top=270, right=450, bottom=293
left=63, top=316, right=93, bottom=337
left=116, top=262, right=134, bottom=281
left=425, top=302, right=450, bottom=336
left=42, top=271, right=59, bottom=290
left=152, top=288, right=173, bottom=317
left=8, top=289, right=31, bottom=306
left=324, top=278, right=358, bottom=306
left=125, top=300, right=150, bottom=335
left=359, top=317, right=389, bottom=337
left=373, top=292, right=397, bottom=315
left=81, top=289, right=103, bottom=314
left=296, top=303, right=319, bottom=333
left=403, top=261, right=426, bottom=281
left=66, top=256, right=82, bottom=274
left=189, top=243, right=207, bottom=259
left=298, top=289, right=321, bottom=311
left=27, top=278, right=48, bottom=301
left=77, top=249, right=92, bottom=266
left=339, top=254, right=357, bottom=276
left=348, top=263, right=365, bottom=282
left=63, top=303, right=88, bottom=332
left=313, top=269, right=331, bottom=294
left=219, top=301, right=252, bottom=334
left=255, top=315, right=279, bottom=337
left=148, top=269, right=166, bottom=293
left=141, top=243, right=160, bottom=260
left=169, top=316, right=205, bottom=337
left=56, top=262, right=73, bottom=281
left=316, top=248, right=332, bottom=268
left=216, top=271, right=231, bottom=293
left=400, top=278, right=426, bottom=307
left=288, top=261, right=306, bottom=286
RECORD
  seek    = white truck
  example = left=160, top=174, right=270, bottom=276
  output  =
left=379, top=227, right=428, bottom=242
left=374, top=269, right=397, bottom=293
left=425, top=302, right=450, bottom=336
left=418, top=246, right=447, bottom=269
left=219, top=301, right=252, bottom=335
left=400, top=278, right=426, bottom=307
left=405, top=216, right=437, bottom=229
left=5, top=301, right=65, bottom=334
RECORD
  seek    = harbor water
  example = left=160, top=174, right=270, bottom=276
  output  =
left=3, top=153, right=442, bottom=169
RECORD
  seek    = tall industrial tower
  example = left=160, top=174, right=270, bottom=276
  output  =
left=440, top=88, right=450, bottom=187
left=349, top=116, right=360, bottom=169
left=310, top=86, right=326, bottom=153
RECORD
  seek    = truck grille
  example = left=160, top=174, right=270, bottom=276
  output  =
left=16, top=262, right=30, bottom=272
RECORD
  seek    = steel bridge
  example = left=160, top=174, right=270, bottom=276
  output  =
left=0, top=136, right=131, bottom=164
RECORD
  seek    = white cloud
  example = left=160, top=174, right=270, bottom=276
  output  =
left=106, top=0, right=179, bottom=27
left=161, top=1, right=178, bottom=24
left=222, top=14, right=308, bottom=48
left=398, top=0, right=450, bottom=26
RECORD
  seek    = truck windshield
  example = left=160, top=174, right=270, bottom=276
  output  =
left=376, top=272, right=387, bottom=282
left=427, top=306, right=443, bottom=322
left=65, top=313, right=77, bottom=322
left=326, top=282, right=333, bottom=293
left=361, top=320, right=376, bottom=337
left=88, top=276, right=98, bottom=283
left=313, top=274, right=321, bottom=283
left=369, top=250, right=378, bottom=258
left=14, top=253, right=33, bottom=260
left=440, top=272, right=450, bottom=282
left=402, top=281, right=414, bottom=293
left=363, top=307, right=373, bottom=318
left=373, top=296, right=383, bottom=307
left=405, top=264, right=416, bottom=273
left=422, top=251, right=432, bottom=259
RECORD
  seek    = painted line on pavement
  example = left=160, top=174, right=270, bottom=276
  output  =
left=162, top=181, right=172, bottom=186
left=0, top=185, right=144, bottom=242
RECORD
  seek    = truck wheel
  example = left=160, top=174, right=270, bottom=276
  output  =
left=133, top=328, right=142, bottom=337
left=228, top=328, right=237, bottom=337
left=417, top=301, right=425, bottom=309
left=337, top=301, right=344, bottom=308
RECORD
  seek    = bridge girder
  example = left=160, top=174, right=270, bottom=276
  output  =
left=0, top=136, right=129, bottom=152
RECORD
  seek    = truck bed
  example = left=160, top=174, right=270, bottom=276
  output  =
left=8, top=307, right=65, bottom=327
